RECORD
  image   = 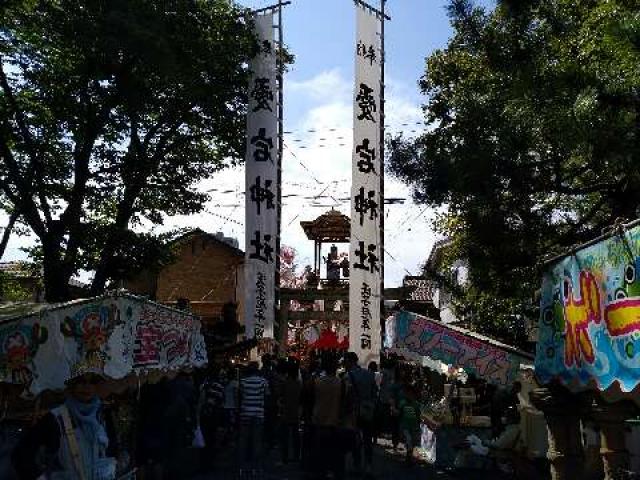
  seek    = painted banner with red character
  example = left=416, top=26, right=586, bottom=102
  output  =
left=0, top=293, right=207, bottom=394
left=536, top=221, right=640, bottom=392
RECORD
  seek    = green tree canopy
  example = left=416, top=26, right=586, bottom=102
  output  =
left=0, top=0, right=261, bottom=301
left=390, top=0, right=640, bottom=345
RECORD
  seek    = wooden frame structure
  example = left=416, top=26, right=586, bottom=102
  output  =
left=300, top=209, right=350, bottom=276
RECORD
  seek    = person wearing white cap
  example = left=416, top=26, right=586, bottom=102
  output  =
left=12, top=363, right=118, bottom=480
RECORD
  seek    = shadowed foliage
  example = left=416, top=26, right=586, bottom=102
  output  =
left=390, top=0, right=640, bottom=345
left=0, top=0, right=263, bottom=300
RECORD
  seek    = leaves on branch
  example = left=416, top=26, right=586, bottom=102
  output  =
left=389, top=0, right=640, bottom=346
left=0, top=0, right=271, bottom=300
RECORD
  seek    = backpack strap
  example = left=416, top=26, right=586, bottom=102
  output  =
left=59, top=405, right=87, bottom=480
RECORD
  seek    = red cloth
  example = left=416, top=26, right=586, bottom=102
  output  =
left=310, top=331, right=348, bottom=350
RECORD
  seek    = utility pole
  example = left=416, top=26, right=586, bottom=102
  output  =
left=277, top=0, right=285, bottom=349
left=379, top=0, right=386, bottom=336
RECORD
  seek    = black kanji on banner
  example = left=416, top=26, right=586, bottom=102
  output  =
left=251, top=77, right=274, bottom=112
left=249, top=231, right=274, bottom=264
left=249, top=176, right=275, bottom=215
left=251, top=128, right=274, bottom=163
left=356, top=83, right=377, bottom=122
left=354, top=187, right=378, bottom=226
left=355, top=138, right=377, bottom=174
left=360, top=282, right=373, bottom=335
left=261, top=40, right=273, bottom=55
left=353, top=241, right=380, bottom=273
left=254, top=272, right=267, bottom=339
left=357, top=40, right=377, bottom=66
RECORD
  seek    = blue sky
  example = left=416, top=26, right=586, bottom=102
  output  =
left=230, top=0, right=496, bottom=285
left=2, top=0, right=496, bottom=287
left=247, top=0, right=493, bottom=84
left=246, top=0, right=495, bottom=118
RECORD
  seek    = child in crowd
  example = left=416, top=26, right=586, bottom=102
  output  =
left=398, top=384, right=421, bottom=464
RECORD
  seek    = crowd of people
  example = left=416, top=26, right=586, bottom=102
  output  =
left=190, top=350, right=451, bottom=479
left=8, top=351, right=527, bottom=480
left=194, top=351, right=526, bottom=478
left=201, top=351, right=385, bottom=479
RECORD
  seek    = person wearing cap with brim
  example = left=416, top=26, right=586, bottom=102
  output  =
left=12, top=362, right=119, bottom=480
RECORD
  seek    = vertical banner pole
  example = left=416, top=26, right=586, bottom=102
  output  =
left=379, top=0, right=386, bottom=347
left=350, top=1, right=387, bottom=366
left=276, top=0, right=285, bottom=351
left=245, top=13, right=279, bottom=343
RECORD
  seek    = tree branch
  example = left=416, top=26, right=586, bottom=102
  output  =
left=0, top=60, right=37, bottom=161
left=90, top=114, right=148, bottom=294
left=0, top=135, right=45, bottom=237
left=142, top=110, right=178, bottom=151
left=0, top=124, right=26, bottom=187
left=61, top=90, right=113, bottom=227
left=0, top=60, right=53, bottom=225
left=550, top=182, right=617, bottom=196
left=60, top=85, right=122, bottom=278
left=546, top=195, right=609, bottom=250
left=0, top=210, right=18, bottom=260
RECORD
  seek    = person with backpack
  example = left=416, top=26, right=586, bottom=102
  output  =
left=312, top=356, right=346, bottom=480
left=343, top=352, right=378, bottom=475
left=12, top=366, right=119, bottom=480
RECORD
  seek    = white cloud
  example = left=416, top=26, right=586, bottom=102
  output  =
left=289, top=69, right=351, bottom=103
left=277, top=70, right=435, bottom=285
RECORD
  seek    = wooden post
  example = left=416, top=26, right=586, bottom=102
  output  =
left=592, top=400, right=636, bottom=479
left=530, top=386, right=591, bottom=480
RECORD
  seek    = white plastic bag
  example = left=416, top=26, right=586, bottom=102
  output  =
left=95, top=457, right=117, bottom=480
left=466, top=434, right=489, bottom=456
left=192, top=425, right=206, bottom=448
left=417, top=424, right=437, bottom=464
left=470, top=443, right=489, bottom=456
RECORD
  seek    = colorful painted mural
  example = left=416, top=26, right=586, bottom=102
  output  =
left=0, top=320, right=48, bottom=385
left=392, top=311, right=525, bottom=386
left=0, top=293, right=207, bottom=394
left=536, top=222, right=640, bottom=392
left=61, top=302, right=121, bottom=370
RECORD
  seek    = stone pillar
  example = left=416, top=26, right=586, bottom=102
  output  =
left=591, top=400, right=637, bottom=479
left=530, top=386, right=591, bottom=480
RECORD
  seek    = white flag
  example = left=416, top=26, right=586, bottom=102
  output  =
left=244, top=13, right=278, bottom=340
left=349, top=5, right=382, bottom=365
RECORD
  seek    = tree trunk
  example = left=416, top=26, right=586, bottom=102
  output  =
left=43, top=263, right=71, bottom=302
left=90, top=189, right=139, bottom=296
left=90, top=219, right=130, bottom=296
left=90, top=251, right=112, bottom=296
left=42, top=238, right=72, bottom=302
left=0, top=211, right=18, bottom=260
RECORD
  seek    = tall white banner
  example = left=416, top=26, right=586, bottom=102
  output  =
left=245, top=13, right=278, bottom=340
left=349, top=5, right=381, bottom=365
